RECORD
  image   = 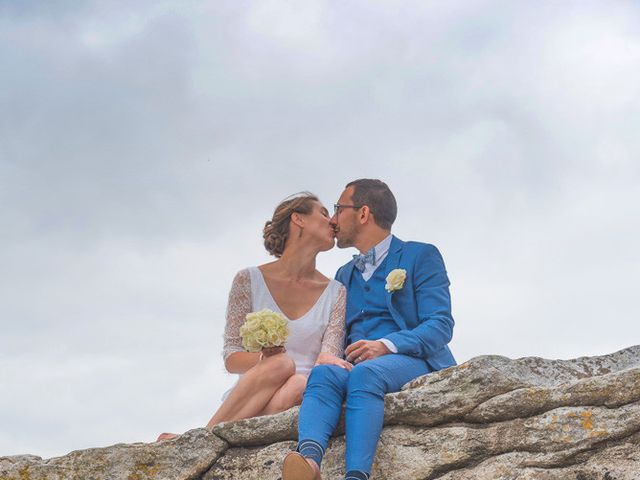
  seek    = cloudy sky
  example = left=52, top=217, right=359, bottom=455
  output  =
left=1, top=0, right=639, bottom=459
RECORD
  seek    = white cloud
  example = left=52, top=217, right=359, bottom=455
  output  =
left=1, top=0, right=639, bottom=459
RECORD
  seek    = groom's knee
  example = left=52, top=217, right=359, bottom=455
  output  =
left=347, top=363, right=386, bottom=396
left=307, top=364, right=349, bottom=390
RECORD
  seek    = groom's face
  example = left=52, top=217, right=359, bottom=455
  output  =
left=331, top=187, right=360, bottom=248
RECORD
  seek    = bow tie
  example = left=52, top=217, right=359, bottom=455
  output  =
left=353, top=248, right=376, bottom=272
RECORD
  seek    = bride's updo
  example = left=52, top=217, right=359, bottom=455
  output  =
left=263, top=192, right=319, bottom=257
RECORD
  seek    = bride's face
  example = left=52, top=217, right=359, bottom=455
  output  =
left=300, top=202, right=336, bottom=251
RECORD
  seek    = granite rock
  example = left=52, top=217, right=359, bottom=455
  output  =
left=0, top=428, right=226, bottom=480
left=3, top=346, right=639, bottom=479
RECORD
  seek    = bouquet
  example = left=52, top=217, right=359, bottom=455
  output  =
left=239, top=308, right=289, bottom=352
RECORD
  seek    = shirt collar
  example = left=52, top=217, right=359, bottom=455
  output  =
left=372, top=234, right=393, bottom=265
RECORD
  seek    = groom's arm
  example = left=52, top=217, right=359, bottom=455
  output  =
left=383, top=244, right=454, bottom=359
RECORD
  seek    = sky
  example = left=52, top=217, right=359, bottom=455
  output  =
left=1, top=0, right=639, bottom=459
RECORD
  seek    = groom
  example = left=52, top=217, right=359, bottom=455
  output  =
left=282, top=179, right=456, bottom=480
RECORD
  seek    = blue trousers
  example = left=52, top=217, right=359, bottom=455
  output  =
left=298, top=354, right=432, bottom=473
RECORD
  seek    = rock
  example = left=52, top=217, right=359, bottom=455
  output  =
left=199, top=345, right=640, bottom=479
left=465, top=366, right=640, bottom=423
left=202, top=441, right=296, bottom=480
left=0, top=428, right=226, bottom=480
left=367, top=402, right=640, bottom=479
left=435, top=432, right=640, bottom=480
left=210, top=345, right=640, bottom=447
left=212, top=405, right=300, bottom=447
left=2, top=346, right=639, bottom=479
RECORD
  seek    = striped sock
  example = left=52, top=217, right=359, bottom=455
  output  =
left=297, top=439, right=324, bottom=467
left=345, top=471, right=370, bottom=480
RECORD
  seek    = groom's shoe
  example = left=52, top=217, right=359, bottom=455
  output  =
left=282, top=452, right=321, bottom=480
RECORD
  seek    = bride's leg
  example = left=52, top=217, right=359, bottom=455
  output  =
left=206, top=353, right=295, bottom=427
left=259, top=373, right=307, bottom=416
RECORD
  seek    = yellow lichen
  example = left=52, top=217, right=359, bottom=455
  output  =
left=580, top=411, right=594, bottom=430
left=127, top=464, right=160, bottom=480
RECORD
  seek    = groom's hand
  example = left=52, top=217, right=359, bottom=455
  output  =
left=345, top=340, right=391, bottom=364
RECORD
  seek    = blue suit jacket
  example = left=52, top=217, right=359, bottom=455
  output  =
left=336, top=236, right=456, bottom=371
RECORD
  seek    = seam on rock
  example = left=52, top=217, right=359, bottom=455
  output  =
left=192, top=435, right=229, bottom=480
left=427, top=428, right=640, bottom=480
left=411, top=400, right=640, bottom=431
left=463, top=393, right=640, bottom=425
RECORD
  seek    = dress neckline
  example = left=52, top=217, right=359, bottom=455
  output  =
left=253, top=267, right=332, bottom=321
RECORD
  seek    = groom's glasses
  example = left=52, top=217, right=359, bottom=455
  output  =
left=334, top=204, right=363, bottom=215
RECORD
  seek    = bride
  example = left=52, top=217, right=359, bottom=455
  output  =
left=158, top=193, right=351, bottom=440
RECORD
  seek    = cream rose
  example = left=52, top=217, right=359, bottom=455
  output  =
left=239, top=308, right=289, bottom=352
left=385, top=268, right=407, bottom=292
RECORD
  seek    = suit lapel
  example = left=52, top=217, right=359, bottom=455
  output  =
left=341, top=260, right=356, bottom=285
left=384, top=236, right=405, bottom=327
left=384, top=235, right=404, bottom=277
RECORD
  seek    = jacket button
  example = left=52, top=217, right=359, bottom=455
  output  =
left=364, top=285, right=370, bottom=292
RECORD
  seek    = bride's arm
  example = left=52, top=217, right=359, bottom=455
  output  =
left=224, top=351, right=261, bottom=374
left=222, top=269, right=261, bottom=374
left=315, top=285, right=351, bottom=370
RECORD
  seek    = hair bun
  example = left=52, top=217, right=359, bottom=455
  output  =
left=263, top=221, right=287, bottom=257
left=262, top=193, right=319, bottom=258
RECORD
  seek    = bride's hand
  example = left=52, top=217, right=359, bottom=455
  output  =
left=315, top=352, right=353, bottom=371
left=261, top=346, right=286, bottom=358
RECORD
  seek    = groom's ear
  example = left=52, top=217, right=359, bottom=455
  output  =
left=359, top=206, right=372, bottom=224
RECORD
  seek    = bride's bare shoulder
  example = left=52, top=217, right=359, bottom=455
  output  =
left=314, top=271, right=331, bottom=285
left=256, top=261, right=278, bottom=275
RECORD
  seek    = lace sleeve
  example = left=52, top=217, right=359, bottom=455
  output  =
left=222, top=269, right=252, bottom=360
left=320, top=284, right=346, bottom=358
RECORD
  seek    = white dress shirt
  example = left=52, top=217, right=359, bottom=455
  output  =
left=360, top=234, right=393, bottom=281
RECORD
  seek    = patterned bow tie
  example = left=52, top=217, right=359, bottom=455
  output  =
left=353, top=248, right=376, bottom=272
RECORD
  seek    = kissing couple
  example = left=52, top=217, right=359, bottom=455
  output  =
left=160, top=178, right=456, bottom=480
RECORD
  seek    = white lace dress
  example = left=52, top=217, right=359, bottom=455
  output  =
left=221, top=267, right=346, bottom=398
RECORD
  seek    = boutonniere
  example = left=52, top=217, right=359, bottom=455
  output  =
left=385, top=269, right=407, bottom=293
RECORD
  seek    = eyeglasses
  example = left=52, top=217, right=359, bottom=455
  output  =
left=333, top=203, right=363, bottom=215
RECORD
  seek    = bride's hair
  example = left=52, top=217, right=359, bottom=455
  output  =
left=263, top=192, right=319, bottom=257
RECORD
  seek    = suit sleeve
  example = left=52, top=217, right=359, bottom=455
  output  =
left=383, top=245, right=454, bottom=358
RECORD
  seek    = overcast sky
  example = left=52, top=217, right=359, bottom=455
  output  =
left=1, top=0, right=639, bottom=459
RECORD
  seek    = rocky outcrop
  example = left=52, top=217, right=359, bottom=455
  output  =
left=0, top=429, right=226, bottom=480
left=2, top=346, right=640, bottom=479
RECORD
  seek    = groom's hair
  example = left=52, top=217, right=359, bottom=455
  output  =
left=346, top=179, right=397, bottom=230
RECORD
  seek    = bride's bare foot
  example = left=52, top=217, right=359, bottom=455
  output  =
left=156, top=432, right=179, bottom=441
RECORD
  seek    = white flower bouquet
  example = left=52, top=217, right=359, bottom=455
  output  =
left=239, top=308, right=289, bottom=352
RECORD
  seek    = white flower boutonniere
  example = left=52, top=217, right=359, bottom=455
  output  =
left=385, top=268, right=407, bottom=293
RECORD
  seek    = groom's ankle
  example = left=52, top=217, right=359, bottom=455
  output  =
left=297, top=439, right=324, bottom=467
left=345, top=470, right=370, bottom=480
